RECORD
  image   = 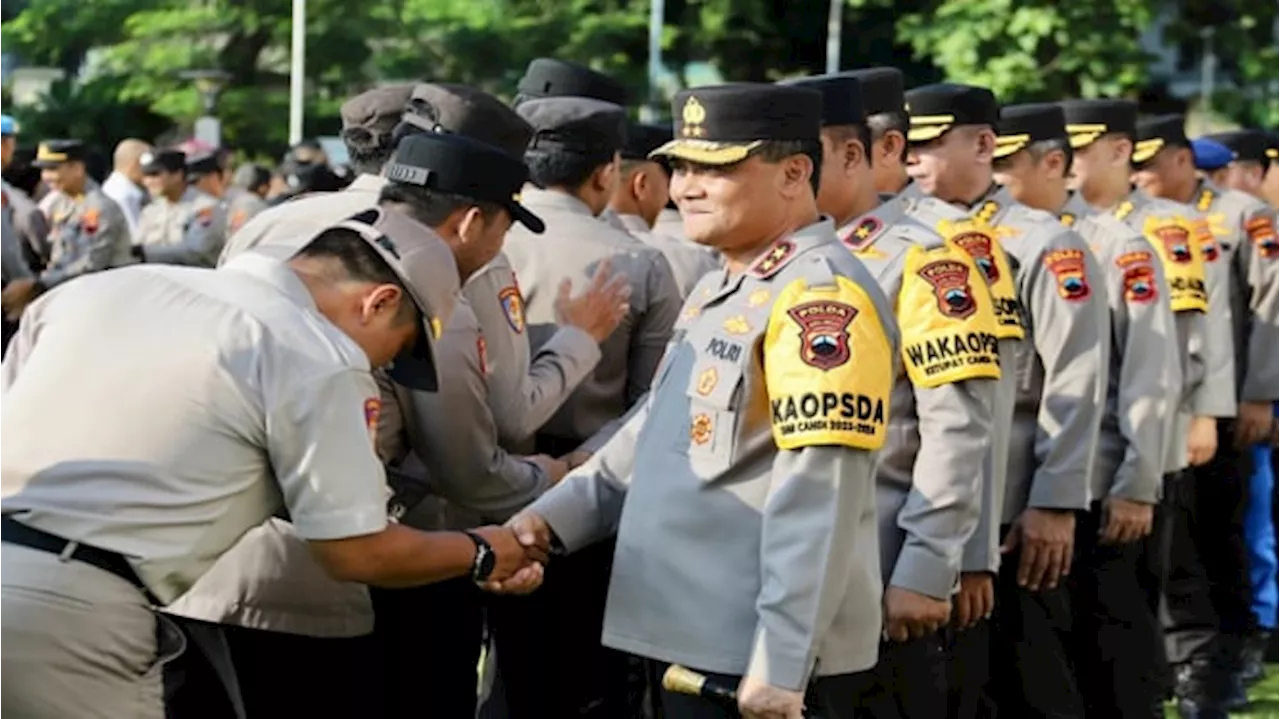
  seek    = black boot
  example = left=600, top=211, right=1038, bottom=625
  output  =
left=1239, top=629, right=1275, bottom=686
left=1174, top=660, right=1231, bottom=719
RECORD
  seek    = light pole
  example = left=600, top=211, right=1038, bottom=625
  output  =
left=826, top=0, right=843, bottom=74
left=180, top=69, right=231, bottom=148
left=289, top=0, right=307, bottom=145
left=642, top=0, right=665, bottom=122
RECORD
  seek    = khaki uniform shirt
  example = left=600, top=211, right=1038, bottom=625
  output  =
left=653, top=207, right=688, bottom=241
left=529, top=221, right=898, bottom=690
left=503, top=188, right=683, bottom=445
left=838, top=208, right=999, bottom=597
left=39, top=180, right=133, bottom=287
left=1061, top=192, right=1179, bottom=504
left=1, top=254, right=390, bottom=606
left=136, top=187, right=227, bottom=267
left=617, top=212, right=722, bottom=300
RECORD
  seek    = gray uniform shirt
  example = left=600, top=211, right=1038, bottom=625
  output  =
left=966, top=187, right=1109, bottom=522
left=2, top=254, right=390, bottom=605
left=2, top=180, right=50, bottom=269
left=462, top=251, right=602, bottom=452
left=1062, top=192, right=1178, bottom=504
left=617, top=212, right=721, bottom=300
left=838, top=209, right=998, bottom=598
left=1, top=203, right=33, bottom=284
left=136, top=187, right=228, bottom=267
left=225, top=186, right=270, bottom=237
left=529, top=221, right=898, bottom=690
left=503, top=188, right=682, bottom=444
left=39, top=181, right=133, bottom=288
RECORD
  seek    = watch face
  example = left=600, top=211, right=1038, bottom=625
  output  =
left=476, top=543, right=496, bottom=581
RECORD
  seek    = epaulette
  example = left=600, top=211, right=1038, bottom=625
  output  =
left=1195, top=187, right=1217, bottom=213
left=749, top=239, right=797, bottom=279
left=841, top=215, right=885, bottom=250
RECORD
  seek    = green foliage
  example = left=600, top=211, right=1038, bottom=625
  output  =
left=9, top=78, right=172, bottom=152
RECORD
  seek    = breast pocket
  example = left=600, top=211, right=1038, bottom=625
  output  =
left=682, top=359, right=745, bottom=480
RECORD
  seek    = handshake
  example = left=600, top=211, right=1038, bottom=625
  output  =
left=468, top=512, right=554, bottom=595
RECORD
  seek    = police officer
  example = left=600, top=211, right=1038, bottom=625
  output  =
left=610, top=121, right=721, bottom=299
left=132, top=149, right=224, bottom=267
left=493, top=94, right=682, bottom=718
left=186, top=151, right=229, bottom=256
left=1132, top=114, right=1280, bottom=714
left=906, top=84, right=1110, bottom=718
left=786, top=73, right=1000, bottom=718
left=224, top=163, right=271, bottom=235
left=1200, top=129, right=1275, bottom=201
left=994, top=102, right=1180, bottom=716
left=0, top=116, right=50, bottom=273
left=842, top=68, right=911, bottom=197
left=1, top=210, right=536, bottom=718
left=495, top=81, right=898, bottom=719
left=1, top=140, right=132, bottom=321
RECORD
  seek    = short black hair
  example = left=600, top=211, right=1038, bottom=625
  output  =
left=295, top=227, right=418, bottom=324
left=755, top=139, right=824, bottom=195
left=866, top=110, right=910, bottom=163
left=525, top=147, right=614, bottom=192
left=824, top=124, right=874, bottom=168
left=342, top=127, right=395, bottom=176
left=1026, top=137, right=1074, bottom=177
left=377, top=183, right=503, bottom=229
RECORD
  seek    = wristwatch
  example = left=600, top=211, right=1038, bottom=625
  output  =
left=463, top=531, right=496, bottom=583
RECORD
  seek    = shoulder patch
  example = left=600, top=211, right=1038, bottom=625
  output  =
left=364, top=397, right=381, bottom=447
left=81, top=208, right=100, bottom=235
left=765, top=276, right=892, bottom=450
left=229, top=208, right=249, bottom=233
left=1140, top=216, right=1207, bottom=313
left=1043, top=248, right=1092, bottom=302
left=498, top=285, right=526, bottom=334
left=749, top=240, right=796, bottom=278
left=937, top=218, right=1023, bottom=340
left=1189, top=217, right=1220, bottom=263
left=1246, top=215, right=1279, bottom=259
left=1116, top=250, right=1158, bottom=304
left=898, top=244, right=1001, bottom=388
left=196, top=206, right=214, bottom=228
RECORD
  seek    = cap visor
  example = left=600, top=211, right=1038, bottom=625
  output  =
left=1131, top=138, right=1165, bottom=165
left=31, top=159, right=61, bottom=169
left=1067, top=132, right=1102, bottom=149
left=650, top=139, right=763, bottom=166
left=992, top=136, right=1029, bottom=160
left=508, top=202, right=546, bottom=234
left=906, top=124, right=951, bottom=143
left=388, top=329, right=439, bottom=392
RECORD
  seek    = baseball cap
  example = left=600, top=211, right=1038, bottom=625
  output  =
left=401, top=83, right=534, bottom=159
left=186, top=151, right=221, bottom=177
left=622, top=122, right=674, bottom=161
left=519, top=97, right=628, bottom=156
left=516, top=58, right=630, bottom=106
left=341, top=84, right=416, bottom=142
left=140, top=149, right=188, bottom=175
left=650, top=83, right=822, bottom=166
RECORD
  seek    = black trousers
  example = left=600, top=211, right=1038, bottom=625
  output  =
left=987, top=522, right=1086, bottom=719
left=656, top=663, right=882, bottom=719
left=946, top=619, right=994, bottom=719
left=1067, top=504, right=1167, bottom=718
left=1165, top=422, right=1255, bottom=665
left=165, top=619, right=381, bottom=718
left=370, top=578, right=485, bottom=717
left=860, top=633, right=947, bottom=719
left=488, top=539, right=630, bottom=718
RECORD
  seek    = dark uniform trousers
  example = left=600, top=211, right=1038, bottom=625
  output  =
left=371, top=578, right=485, bottom=717
left=863, top=634, right=948, bottom=719
left=1165, top=420, right=1255, bottom=667
left=1067, top=504, right=1167, bottom=718
left=946, top=619, right=994, bottom=719
left=987, top=521, right=1087, bottom=719
left=655, top=664, right=882, bottom=719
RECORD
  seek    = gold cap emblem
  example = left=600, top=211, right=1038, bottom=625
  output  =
left=681, top=96, right=706, bottom=138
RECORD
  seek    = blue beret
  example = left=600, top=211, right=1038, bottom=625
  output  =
left=0, top=115, right=15, bottom=136
left=1190, top=138, right=1235, bottom=171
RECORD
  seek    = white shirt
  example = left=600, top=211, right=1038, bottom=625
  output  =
left=102, top=171, right=147, bottom=241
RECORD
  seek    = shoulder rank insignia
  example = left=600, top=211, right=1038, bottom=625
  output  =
left=973, top=200, right=1001, bottom=225
left=917, top=259, right=978, bottom=319
left=1043, top=248, right=1092, bottom=301
left=498, top=285, right=526, bottom=333
left=1112, top=201, right=1135, bottom=222
left=1196, top=188, right=1216, bottom=213
left=750, top=240, right=796, bottom=278
left=842, top=216, right=883, bottom=249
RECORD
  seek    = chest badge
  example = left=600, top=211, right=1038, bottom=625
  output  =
left=722, top=315, right=752, bottom=335
left=696, top=367, right=718, bottom=396
left=786, top=300, right=857, bottom=371
left=691, top=413, right=714, bottom=446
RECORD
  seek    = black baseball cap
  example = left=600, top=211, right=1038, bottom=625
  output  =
left=840, top=68, right=905, bottom=117
left=186, top=151, right=221, bottom=177
left=778, top=74, right=865, bottom=126
left=401, top=83, right=533, bottom=159
left=516, top=58, right=630, bottom=107
left=1133, top=114, right=1189, bottom=165
left=341, top=84, right=416, bottom=142
left=1202, top=129, right=1276, bottom=165
left=1058, top=99, right=1138, bottom=149
left=904, top=83, right=999, bottom=143
left=518, top=97, right=628, bottom=155
left=995, top=103, right=1069, bottom=159
left=622, top=122, right=674, bottom=161
left=140, top=148, right=187, bottom=174
left=650, top=83, right=822, bottom=166
left=383, top=132, right=545, bottom=234
left=33, top=139, right=88, bottom=168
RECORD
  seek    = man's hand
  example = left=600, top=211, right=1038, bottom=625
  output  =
left=1, top=278, right=39, bottom=320
left=524, top=454, right=569, bottom=485
left=560, top=449, right=593, bottom=472
left=1001, top=508, right=1075, bottom=591
left=883, top=586, right=950, bottom=642
left=1099, top=496, right=1154, bottom=545
left=1235, top=401, right=1275, bottom=449
left=480, top=512, right=554, bottom=595
left=1187, top=415, right=1218, bottom=466
left=554, top=259, right=631, bottom=343
left=737, top=675, right=805, bottom=719
left=469, top=525, right=536, bottom=582
left=481, top=562, right=544, bottom=595
left=952, top=573, right=994, bottom=630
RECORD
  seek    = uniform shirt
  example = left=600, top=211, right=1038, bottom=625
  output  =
left=1106, top=189, right=1215, bottom=473
left=654, top=206, right=688, bottom=242
left=224, top=186, right=270, bottom=237
left=1061, top=192, right=1178, bottom=505
left=1185, top=181, right=1279, bottom=403
left=218, top=174, right=387, bottom=264
left=136, top=187, right=227, bottom=267
left=1, top=253, right=390, bottom=605
left=838, top=208, right=999, bottom=598
left=528, top=220, right=898, bottom=690
left=617, top=211, right=722, bottom=300
left=38, top=180, right=133, bottom=288
left=599, top=206, right=632, bottom=233
left=1, top=205, right=33, bottom=284
left=102, top=170, right=147, bottom=240
left=962, top=186, right=1108, bottom=522
left=2, top=180, right=50, bottom=270
left=462, top=251, right=601, bottom=452
left=503, top=188, right=683, bottom=444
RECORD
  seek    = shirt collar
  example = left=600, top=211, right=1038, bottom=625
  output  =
left=519, top=186, right=596, bottom=218
left=220, top=252, right=318, bottom=313
left=348, top=174, right=388, bottom=195
left=616, top=212, right=651, bottom=234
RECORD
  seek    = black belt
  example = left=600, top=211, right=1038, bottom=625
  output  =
left=1, top=516, right=153, bottom=599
